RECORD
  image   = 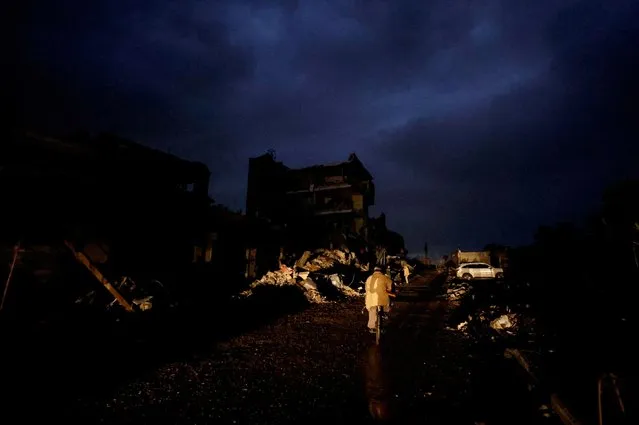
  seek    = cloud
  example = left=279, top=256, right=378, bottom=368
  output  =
left=371, top=0, right=639, bottom=253
left=16, top=0, right=253, bottom=179
left=14, top=0, right=639, bottom=255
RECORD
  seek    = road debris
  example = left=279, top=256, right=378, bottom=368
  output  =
left=328, top=274, right=360, bottom=297
left=447, top=284, right=469, bottom=301
left=132, top=296, right=154, bottom=312
left=441, top=275, right=470, bottom=302
left=490, top=314, right=518, bottom=332
left=241, top=249, right=365, bottom=304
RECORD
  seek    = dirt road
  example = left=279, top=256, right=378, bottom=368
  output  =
left=5, top=271, right=554, bottom=424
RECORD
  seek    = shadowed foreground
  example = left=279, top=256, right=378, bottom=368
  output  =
left=2, top=271, right=561, bottom=424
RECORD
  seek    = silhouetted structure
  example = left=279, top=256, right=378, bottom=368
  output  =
left=367, top=213, right=405, bottom=256
left=451, top=249, right=490, bottom=266
left=1, top=132, right=251, bottom=315
left=3, top=132, right=212, bottom=267
left=246, top=151, right=375, bottom=249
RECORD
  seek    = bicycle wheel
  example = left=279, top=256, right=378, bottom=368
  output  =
left=375, top=306, right=382, bottom=345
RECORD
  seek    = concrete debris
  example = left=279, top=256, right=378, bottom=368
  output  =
left=490, top=314, right=518, bottom=331
left=304, top=258, right=333, bottom=272
left=239, top=269, right=297, bottom=298
left=298, top=249, right=354, bottom=272
left=295, top=251, right=312, bottom=268
left=254, top=270, right=295, bottom=287
left=239, top=289, right=253, bottom=297
left=133, top=296, right=154, bottom=312
left=242, top=249, right=364, bottom=304
left=297, top=271, right=310, bottom=281
left=444, top=273, right=538, bottom=342
left=75, top=290, right=97, bottom=306
left=328, top=274, right=361, bottom=297
left=447, top=286, right=468, bottom=300
left=74, top=276, right=167, bottom=312
left=303, top=287, right=326, bottom=304
left=302, top=277, right=318, bottom=291
left=328, top=273, right=342, bottom=286
left=444, top=280, right=470, bottom=301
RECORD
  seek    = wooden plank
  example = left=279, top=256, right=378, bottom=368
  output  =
left=0, top=241, right=21, bottom=312
left=64, top=240, right=134, bottom=312
left=505, top=348, right=582, bottom=425
left=551, top=394, right=582, bottom=425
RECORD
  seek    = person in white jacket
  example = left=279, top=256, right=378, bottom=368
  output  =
left=365, top=266, right=393, bottom=333
left=401, top=260, right=412, bottom=285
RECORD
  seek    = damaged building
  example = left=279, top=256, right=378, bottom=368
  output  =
left=450, top=248, right=509, bottom=269
left=246, top=151, right=376, bottom=251
left=1, top=132, right=247, bottom=315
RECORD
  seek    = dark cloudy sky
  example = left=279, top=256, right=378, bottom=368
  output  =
left=14, top=0, right=639, bottom=257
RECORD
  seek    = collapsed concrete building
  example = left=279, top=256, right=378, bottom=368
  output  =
left=246, top=152, right=376, bottom=251
left=1, top=132, right=249, bottom=314
left=3, top=132, right=212, bottom=261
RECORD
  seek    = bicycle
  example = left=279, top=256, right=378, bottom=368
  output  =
left=375, top=293, right=396, bottom=345
left=375, top=305, right=384, bottom=345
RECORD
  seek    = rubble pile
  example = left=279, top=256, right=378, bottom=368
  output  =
left=443, top=275, right=535, bottom=341
left=300, top=280, right=325, bottom=304
left=241, top=249, right=364, bottom=304
left=298, top=249, right=355, bottom=272
left=445, top=282, right=470, bottom=302
left=328, top=273, right=361, bottom=297
left=479, top=303, right=536, bottom=338
left=442, top=276, right=471, bottom=304
left=449, top=308, right=527, bottom=338
left=75, top=276, right=170, bottom=312
left=247, top=269, right=295, bottom=287
left=240, top=266, right=324, bottom=304
left=490, top=313, right=518, bottom=332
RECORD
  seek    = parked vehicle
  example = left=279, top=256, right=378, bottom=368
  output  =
left=455, top=262, right=504, bottom=281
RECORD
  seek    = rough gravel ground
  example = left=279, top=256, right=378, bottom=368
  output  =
left=71, top=299, right=374, bottom=424
left=66, top=271, right=493, bottom=425
left=3, top=271, right=551, bottom=424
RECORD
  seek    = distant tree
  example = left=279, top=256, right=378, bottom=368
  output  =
left=601, top=180, right=639, bottom=274
left=602, top=180, right=639, bottom=237
left=385, top=230, right=405, bottom=256
left=424, top=242, right=428, bottom=258
left=483, top=243, right=506, bottom=252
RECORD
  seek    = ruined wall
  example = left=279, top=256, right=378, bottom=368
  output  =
left=246, top=153, right=288, bottom=220
left=2, top=133, right=220, bottom=284
left=453, top=250, right=491, bottom=265
left=246, top=152, right=376, bottom=251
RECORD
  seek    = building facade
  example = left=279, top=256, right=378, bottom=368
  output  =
left=2, top=132, right=217, bottom=278
left=246, top=152, right=375, bottom=249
